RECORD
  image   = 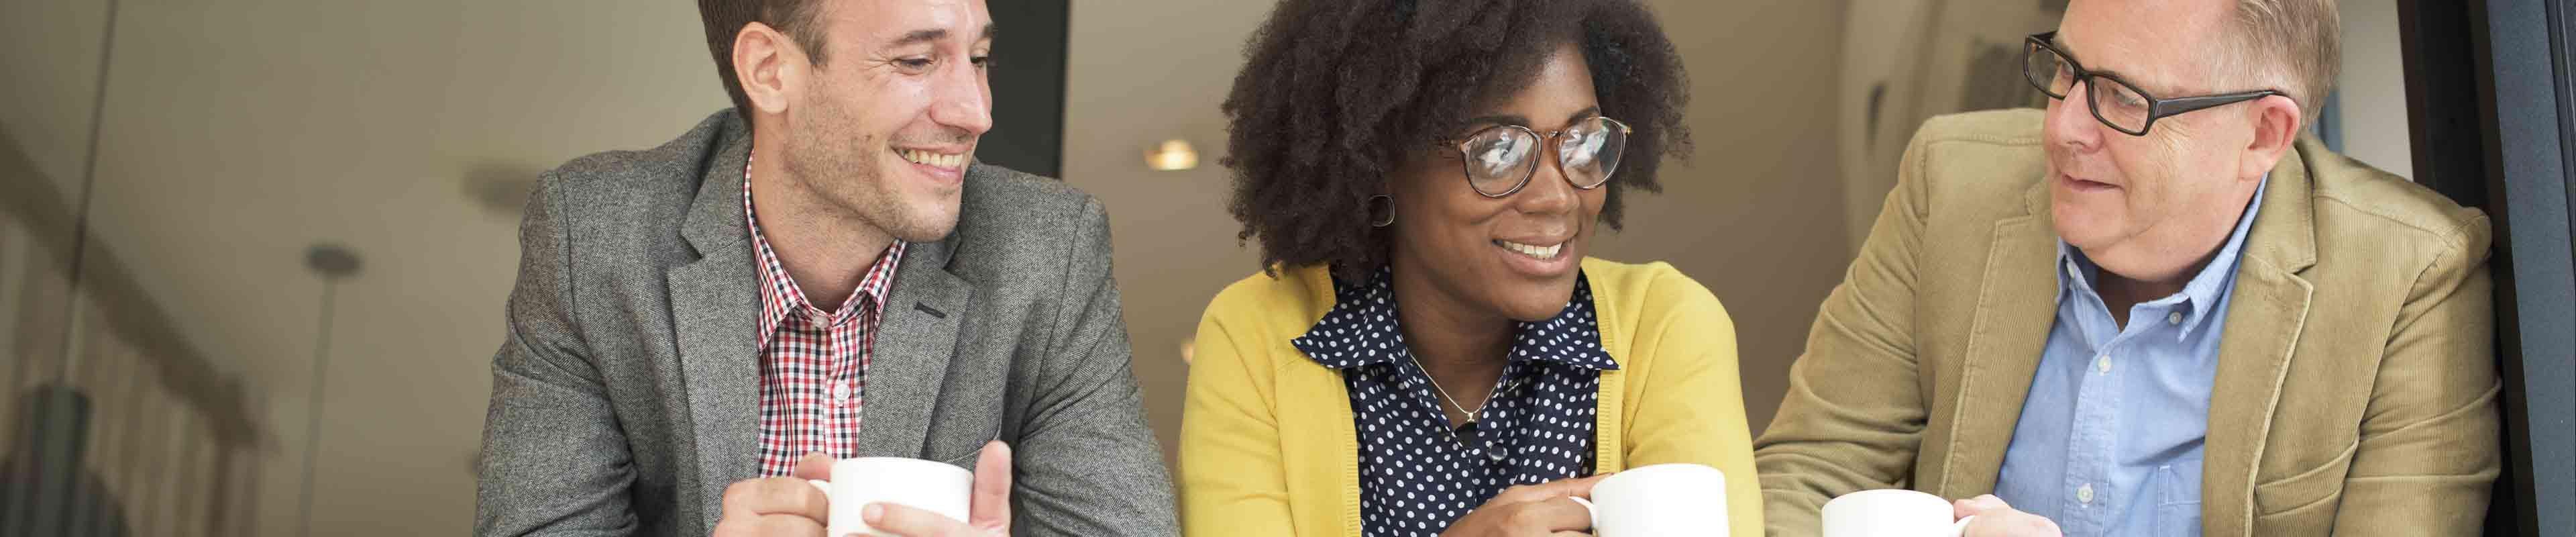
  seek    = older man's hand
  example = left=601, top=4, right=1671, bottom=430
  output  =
left=1952, top=495, right=2064, bottom=537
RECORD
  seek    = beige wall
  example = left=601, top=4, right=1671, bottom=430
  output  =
left=1834, top=1, right=2062, bottom=251
left=2338, top=0, right=2414, bottom=179
left=1058, top=0, right=1275, bottom=466
left=1589, top=0, right=1851, bottom=432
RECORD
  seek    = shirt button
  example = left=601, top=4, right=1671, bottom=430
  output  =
left=832, top=381, right=852, bottom=403
left=2096, top=355, right=2112, bottom=373
left=2167, top=311, right=2184, bottom=325
left=2076, top=483, right=2095, bottom=503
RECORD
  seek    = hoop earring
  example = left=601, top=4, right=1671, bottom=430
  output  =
left=1366, top=195, right=1395, bottom=228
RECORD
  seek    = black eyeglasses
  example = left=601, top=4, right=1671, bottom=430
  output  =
left=2023, top=32, right=2287, bottom=136
left=1439, top=116, right=1630, bottom=198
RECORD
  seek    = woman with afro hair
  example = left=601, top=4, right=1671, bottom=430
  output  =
left=1178, top=1, right=1760, bottom=535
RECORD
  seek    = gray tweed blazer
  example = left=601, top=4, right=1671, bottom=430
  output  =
left=474, top=110, right=1177, bottom=536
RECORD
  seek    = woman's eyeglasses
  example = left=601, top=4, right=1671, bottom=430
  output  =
left=1444, top=116, right=1630, bottom=198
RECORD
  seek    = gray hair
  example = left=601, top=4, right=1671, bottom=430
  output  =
left=2216, top=0, right=2341, bottom=125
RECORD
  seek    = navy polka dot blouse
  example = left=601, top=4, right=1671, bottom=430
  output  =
left=1289, top=267, right=1618, bottom=536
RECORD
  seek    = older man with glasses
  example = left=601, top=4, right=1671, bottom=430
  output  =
left=1754, top=1, right=2501, bottom=536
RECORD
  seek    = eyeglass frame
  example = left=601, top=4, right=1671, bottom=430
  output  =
left=2022, top=32, right=2289, bottom=136
left=1434, top=116, right=1633, bottom=199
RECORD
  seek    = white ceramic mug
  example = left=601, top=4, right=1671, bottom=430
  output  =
left=1570, top=463, right=1729, bottom=536
left=1821, top=489, right=1976, bottom=537
left=804, top=457, right=973, bottom=537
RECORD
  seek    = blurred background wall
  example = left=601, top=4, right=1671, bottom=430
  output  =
left=0, top=0, right=2419, bottom=534
left=3, top=3, right=724, bottom=535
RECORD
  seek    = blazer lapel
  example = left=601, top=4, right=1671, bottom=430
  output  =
left=2200, top=141, right=2320, bottom=536
left=856, top=238, right=973, bottom=459
left=668, top=130, right=761, bottom=532
left=1937, top=181, right=2063, bottom=497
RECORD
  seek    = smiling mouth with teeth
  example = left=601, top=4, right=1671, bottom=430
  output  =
left=1495, top=240, right=1564, bottom=260
left=898, top=148, right=965, bottom=168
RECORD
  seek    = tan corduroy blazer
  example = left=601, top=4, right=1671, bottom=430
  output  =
left=1754, top=109, right=2501, bottom=536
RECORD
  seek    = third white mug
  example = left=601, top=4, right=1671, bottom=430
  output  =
left=1821, top=489, right=1976, bottom=537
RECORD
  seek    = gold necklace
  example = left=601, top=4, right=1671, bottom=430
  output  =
left=1408, top=352, right=1509, bottom=428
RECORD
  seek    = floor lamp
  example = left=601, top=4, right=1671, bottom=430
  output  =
left=293, top=244, right=358, bottom=537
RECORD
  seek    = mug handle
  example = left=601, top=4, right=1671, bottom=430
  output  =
left=808, top=479, right=832, bottom=497
left=1947, top=515, right=1978, bottom=537
left=1564, top=497, right=1598, bottom=530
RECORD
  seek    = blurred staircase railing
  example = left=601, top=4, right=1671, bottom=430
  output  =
left=3, top=125, right=268, bottom=537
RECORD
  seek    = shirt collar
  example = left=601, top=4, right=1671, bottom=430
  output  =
left=744, top=154, right=908, bottom=343
left=2055, top=175, right=2269, bottom=340
left=1290, top=266, right=1618, bottom=371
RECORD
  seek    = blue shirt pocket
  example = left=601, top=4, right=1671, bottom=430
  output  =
left=2156, top=459, right=2205, bottom=536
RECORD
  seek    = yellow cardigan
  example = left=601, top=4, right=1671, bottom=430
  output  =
left=1179, top=258, right=1762, bottom=536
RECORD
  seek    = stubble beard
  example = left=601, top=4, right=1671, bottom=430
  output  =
left=784, top=95, right=961, bottom=244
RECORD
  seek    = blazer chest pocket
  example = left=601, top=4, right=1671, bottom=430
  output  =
left=2253, top=440, right=2358, bottom=519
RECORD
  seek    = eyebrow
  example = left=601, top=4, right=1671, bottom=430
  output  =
left=1462, top=105, right=1604, bottom=130
left=1564, top=105, right=1602, bottom=126
left=2047, top=34, right=2142, bottom=85
left=887, top=23, right=996, bottom=48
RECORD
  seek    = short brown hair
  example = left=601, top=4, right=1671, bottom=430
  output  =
left=699, top=0, right=834, bottom=126
left=2220, top=0, right=2340, bottom=124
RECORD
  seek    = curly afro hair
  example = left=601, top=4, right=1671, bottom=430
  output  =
left=1220, top=0, right=1690, bottom=281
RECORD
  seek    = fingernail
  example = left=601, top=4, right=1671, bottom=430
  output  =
left=862, top=503, right=883, bottom=522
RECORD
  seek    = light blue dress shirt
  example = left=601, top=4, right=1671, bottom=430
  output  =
left=1994, top=179, right=2267, bottom=537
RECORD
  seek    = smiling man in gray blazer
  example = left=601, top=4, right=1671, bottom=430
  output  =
left=472, top=1, right=1175, bottom=536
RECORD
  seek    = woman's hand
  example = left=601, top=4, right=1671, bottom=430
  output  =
left=1440, top=474, right=1611, bottom=537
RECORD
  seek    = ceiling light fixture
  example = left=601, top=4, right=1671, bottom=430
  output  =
left=1145, top=140, right=1198, bottom=172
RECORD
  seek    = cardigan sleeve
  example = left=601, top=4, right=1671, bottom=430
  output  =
left=1178, top=280, right=1304, bottom=537
left=1616, top=267, right=1764, bottom=537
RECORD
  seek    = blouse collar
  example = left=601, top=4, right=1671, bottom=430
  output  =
left=1291, top=266, right=1618, bottom=371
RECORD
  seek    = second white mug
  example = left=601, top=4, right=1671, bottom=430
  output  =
left=805, top=456, right=973, bottom=537
left=1821, top=489, right=1976, bottom=537
left=1576, top=462, right=1730, bottom=536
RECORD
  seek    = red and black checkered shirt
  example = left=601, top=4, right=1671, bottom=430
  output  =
left=743, top=164, right=908, bottom=477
